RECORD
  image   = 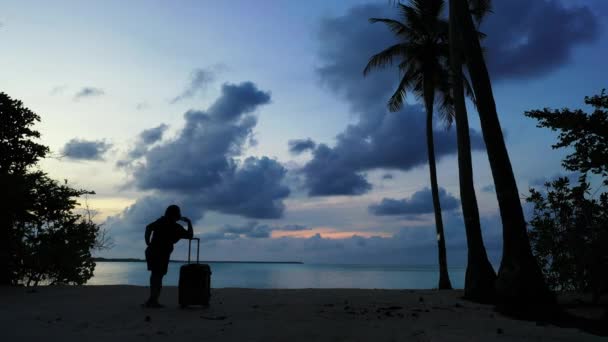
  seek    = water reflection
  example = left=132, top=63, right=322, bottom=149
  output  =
left=88, top=262, right=467, bottom=289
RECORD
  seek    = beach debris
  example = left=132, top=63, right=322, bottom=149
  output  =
left=419, top=297, right=425, bottom=303
left=156, top=330, right=167, bottom=335
left=454, top=303, right=463, bottom=308
left=201, top=315, right=228, bottom=320
left=144, top=315, right=151, bottom=322
left=496, top=328, right=504, bottom=334
left=411, top=330, right=425, bottom=337
left=323, top=303, right=335, bottom=307
left=251, top=305, right=259, bottom=309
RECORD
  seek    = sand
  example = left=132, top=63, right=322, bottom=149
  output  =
left=0, top=286, right=603, bottom=341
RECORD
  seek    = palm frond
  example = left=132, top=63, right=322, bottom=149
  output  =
left=368, top=17, right=411, bottom=37
left=388, top=74, right=411, bottom=112
left=468, top=0, right=492, bottom=25
left=462, top=73, right=478, bottom=108
left=363, top=43, right=407, bottom=76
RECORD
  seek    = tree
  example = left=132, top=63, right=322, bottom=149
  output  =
left=526, top=177, right=608, bottom=302
left=451, top=0, right=554, bottom=315
left=448, top=0, right=496, bottom=303
left=0, top=92, right=49, bottom=285
left=0, top=92, right=108, bottom=286
left=525, top=90, right=608, bottom=185
left=525, top=90, right=608, bottom=302
left=363, top=0, right=454, bottom=289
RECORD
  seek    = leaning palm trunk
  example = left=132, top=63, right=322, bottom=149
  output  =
left=451, top=0, right=553, bottom=314
left=448, top=0, right=496, bottom=303
left=424, top=82, right=453, bottom=290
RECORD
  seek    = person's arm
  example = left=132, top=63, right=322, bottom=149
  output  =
left=145, top=223, right=154, bottom=246
left=181, top=217, right=194, bottom=239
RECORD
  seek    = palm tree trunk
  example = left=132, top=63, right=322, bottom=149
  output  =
left=449, top=0, right=496, bottom=303
left=424, top=82, right=453, bottom=290
left=451, top=0, right=554, bottom=314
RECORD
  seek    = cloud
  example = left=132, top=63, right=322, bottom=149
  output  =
left=50, top=85, right=67, bottom=96
left=118, top=124, right=169, bottom=166
left=288, top=138, right=316, bottom=155
left=171, top=67, right=222, bottom=104
left=369, top=187, right=460, bottom=216
left=480, top=184, right=495, bottom=193
left=382, top=173, right=393, bottom=180
left=62, top=138, right=112, bottom=160
left=108, top=81, right=290, bottom=244
left=139, top=124, right=168, bottom=145
left=481, top=0, right=600, bottom=80
left=74, top=87, right=105, bottom=100
left=300, top=105, right=485, bottom=196
left=204, top=222, right=311, bottom=241
left=135, top=102, right=149, bottom=110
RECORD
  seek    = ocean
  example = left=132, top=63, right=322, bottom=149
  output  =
left=87, top=262, right=467, bottom=289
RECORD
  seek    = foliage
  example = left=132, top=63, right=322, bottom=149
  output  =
left=526, top=91, right=608, bottom=300
left=0, top=93, right=49, bottom=174
left=527, top=177, right=608, bottom=298
left=0, top=92, right=109, bottom=286
left=525, top=90, right=608, bottom=185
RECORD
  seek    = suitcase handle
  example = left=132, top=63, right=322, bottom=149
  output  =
left=187, top=238, right=200, bottom=264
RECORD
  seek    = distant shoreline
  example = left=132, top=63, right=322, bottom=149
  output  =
left=93, top=257, right=303, bottom=264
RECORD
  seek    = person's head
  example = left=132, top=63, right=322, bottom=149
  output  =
left=164, top=205, right=181, bottom=222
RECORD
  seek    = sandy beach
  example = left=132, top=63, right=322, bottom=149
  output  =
left=1, top=286, right=604, bottom=341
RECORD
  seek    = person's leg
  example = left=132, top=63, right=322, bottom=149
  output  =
left=148, top=270, right=163, bottom=305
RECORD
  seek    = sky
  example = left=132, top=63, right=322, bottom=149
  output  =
left=1, top=0, right=607, bottom=265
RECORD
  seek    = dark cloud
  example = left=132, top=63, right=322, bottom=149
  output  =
left=277, top=224, right=309, bottom=231
left=139, top=124, right=168, bottom=145
left=302, top=4, right=484, bottom=196
left=481, top=0, right=600, bottom=80
left=288, top=138, right=316, bottom=155
left=480, top=184, right=495, bottom=193
left=117, top=124, right=169, bottom=167
left=300, top=105, right=485, bottom=196
left=200, top=222, right=309, bottom=242
left=207, top=82, right=272, bottom=121
left=62, top=138, right=111, bottom=160
left=369, top=187, right=460, bottom=216
left=108, top=81, right=289, bottom=241
left=74, top=87, right=105, bottom=100
left=382, top=173, right=394, bottom=180
left=317, top=4, right=396, bottom=115
left=171, top=68, right=217, bottom=104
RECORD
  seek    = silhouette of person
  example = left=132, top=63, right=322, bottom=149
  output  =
left=144, top=204, right=193, bottom=308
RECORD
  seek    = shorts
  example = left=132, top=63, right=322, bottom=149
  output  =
left=145, top=246, right=172, bottom=275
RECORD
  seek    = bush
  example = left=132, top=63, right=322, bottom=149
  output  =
left=527, top=177, right=608, bottom=300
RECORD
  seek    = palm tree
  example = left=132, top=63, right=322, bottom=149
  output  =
left=450, top=0, right=554, bottom=314
left=363, top=0, right=454, bottom=290
left=448, top=0, right=496, bottom=303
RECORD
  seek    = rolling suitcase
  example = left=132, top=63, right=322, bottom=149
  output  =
left=178, top=238, right=212, bottom=307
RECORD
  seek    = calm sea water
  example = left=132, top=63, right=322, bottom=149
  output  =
left=88, top=262, right=467, bottom=289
